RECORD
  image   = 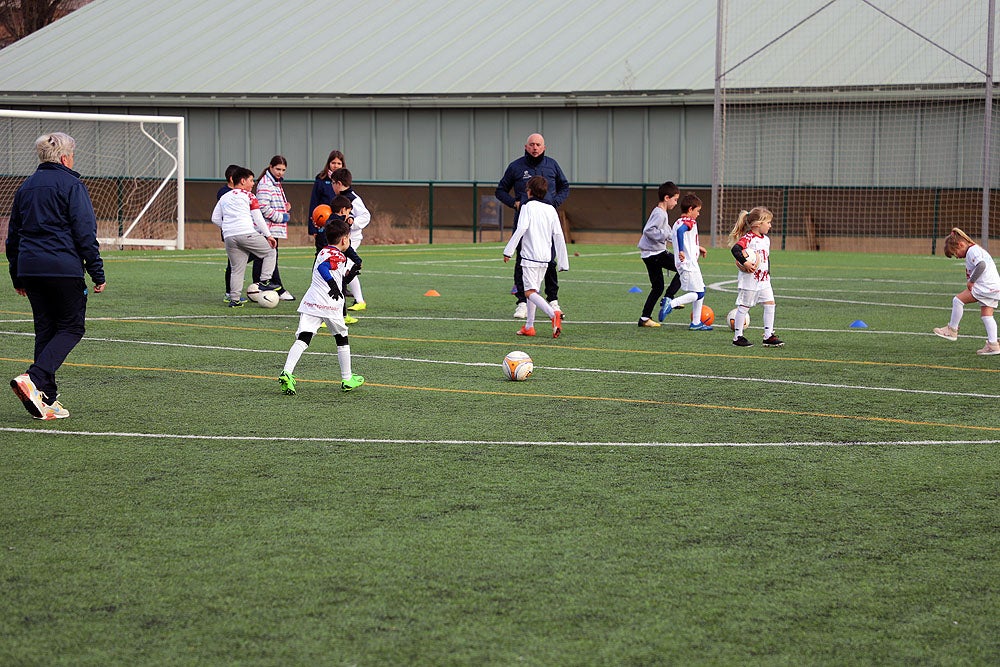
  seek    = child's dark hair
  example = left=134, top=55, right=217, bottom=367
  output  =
left=324, top=218, right=351, bottom=245
left=257, top=155, right=287, bottom=184
left=224, top=164, right=241, bottom=184
left=330, top=167, right=352, bottom=187
left=679, top=193, right=702, bottom=212
left=330, top=195, right=353, bottom=214
left=231, top=166, right=254, bottom=185
left=657, top=181, right=679, bottom=201
left=527, top=175, right=548, bottom=199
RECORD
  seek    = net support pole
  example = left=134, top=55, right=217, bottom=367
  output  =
left=983, top=0, right=995, bottom=250
left=710, top=0, right=725, bottom=247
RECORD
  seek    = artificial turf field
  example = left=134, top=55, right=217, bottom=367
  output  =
left=1, top=243, right=998, bottom=665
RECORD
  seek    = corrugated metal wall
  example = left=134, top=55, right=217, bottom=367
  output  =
left=173, top=105, right=715, bottom=186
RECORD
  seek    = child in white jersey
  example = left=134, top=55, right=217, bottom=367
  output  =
left=503, top=176, right=569, bottom=338
left=277, top=218, right=365, bottom=394
left=727, top=207, right=783, bottom=347
left=658, top=193, right=712, bottom=330
left=933, top=227, right=1000, bottom=355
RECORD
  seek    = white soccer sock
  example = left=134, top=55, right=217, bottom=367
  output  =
left=734, top=305, right=750, bottom=338
left=348, top=276, right=364, bottom=304
left=983, top=315, right=998, bottom=343
left=338, top=344, right=352, bottom=380
left=763, top=303, right=776, bottom=338
left=691, top=298, right=704, bottom=325
left=672, top=292, right=698, bottom=308
left=528, top=292, right=553, bottom=325
left=949, top=296, right=965, bottom=330
left=283, top=339, right=309, bottom=374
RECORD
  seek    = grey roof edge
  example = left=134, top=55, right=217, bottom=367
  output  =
left=0, top=90, right=719, bottom=108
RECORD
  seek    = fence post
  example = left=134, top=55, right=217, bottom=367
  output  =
left=428, top=181, right=434, bottom=244
left=472, top=182, right=479, bottom=243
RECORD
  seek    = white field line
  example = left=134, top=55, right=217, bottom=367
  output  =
left=1, top=330, right=995, bottom=399
left=0, top=426, right=996, bottom=448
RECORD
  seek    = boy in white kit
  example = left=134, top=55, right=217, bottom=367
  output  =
left=658, top=193, right=713, bottom=330
left=278, top=218, right=365, bottom=394
left=503, top=176, right=569, bottom=338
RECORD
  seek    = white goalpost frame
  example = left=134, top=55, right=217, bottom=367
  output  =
left=0, top=109, right=185, bottom=249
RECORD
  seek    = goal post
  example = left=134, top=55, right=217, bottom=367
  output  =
left=0, top=109, right=185, bottom=249
left=713, top=0, right=998, bottom=253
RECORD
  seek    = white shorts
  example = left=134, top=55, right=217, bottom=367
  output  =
left=972, top=284, right=1000, bottom=309
left=736, top=284, right=774, bottom=308
left=296, top=312, right=348, bottom=338
left=677, top=264, right=705, bottom=293
left=522, top=263, right=547, bottom=292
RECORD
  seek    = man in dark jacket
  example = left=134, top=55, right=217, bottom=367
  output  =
left=6, top=131, right=106, bottom=420
left=496, top=133, right=570, bottom=319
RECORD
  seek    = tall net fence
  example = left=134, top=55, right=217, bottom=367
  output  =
left=0, top=110, right=184, bottom=249
left=714, top=0, right=998, bottom=253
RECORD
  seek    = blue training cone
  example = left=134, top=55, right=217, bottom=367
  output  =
left=628, top=286, right=643, bottom=293
left=850, top=319, right=868, bottom=328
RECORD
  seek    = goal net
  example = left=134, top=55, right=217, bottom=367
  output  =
left=0, top=109, right=185, bottom=249
left=713, top=1, right=998, bottom=253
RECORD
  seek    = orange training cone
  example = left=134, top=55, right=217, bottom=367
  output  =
left=424, top=289, right=440, bottom=297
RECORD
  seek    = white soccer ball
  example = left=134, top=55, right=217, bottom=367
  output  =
left=246, top=283, right=262, bottom=303
left=258, top=290, right=280, bottom=308
left=727, top=308, right=750, bottom=331
left=502, top=350, right=533, bottom=381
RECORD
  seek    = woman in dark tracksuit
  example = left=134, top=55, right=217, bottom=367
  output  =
left=6, top=131, right=105, bottom=420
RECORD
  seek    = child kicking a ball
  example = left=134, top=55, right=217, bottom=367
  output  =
left=727, top=207, right=783, bottom=348
left=278, top=218, right=365, bottom=394
left=658, top=193, right=712, bottom=330
left=933, top=227, right=1000, bottom=355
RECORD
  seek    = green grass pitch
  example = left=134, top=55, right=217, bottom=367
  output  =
left=1, top=243, right=998, bottom=665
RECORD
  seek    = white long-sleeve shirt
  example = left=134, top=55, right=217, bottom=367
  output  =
left=503, top=199, right=569, bottom=270
left=211, top=188, right=271, bottom=239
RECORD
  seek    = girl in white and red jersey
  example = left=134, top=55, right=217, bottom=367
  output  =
left=933, top=227, right=1000, bottom=355
left=728, top=207, right=783, bottom=348
left=658, top=193, right=712, bottom=330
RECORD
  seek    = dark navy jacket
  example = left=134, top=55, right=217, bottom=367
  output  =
left=495, top=151, right=570, bottom=212
left=6, top=161, right=104, bottom=288
left=308, top=176, right=335, bottom=235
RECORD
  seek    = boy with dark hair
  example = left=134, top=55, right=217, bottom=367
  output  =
left=637, top=181, right=682, bottom=327
left=278, top=218, right=364, bottom=395
left=211, top=166, right=279, bottom=308
left=330, top=168, right=370, bottom=319
left=503, top=176, right=569, bottom=338
left=659, top=193, right=712, bottom=330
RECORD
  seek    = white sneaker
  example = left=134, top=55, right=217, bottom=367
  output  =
left=10, top=373, right=48, bottom=419
left=43, top=399, right=70, bottom=419
left=513, top=302, right=527, bottom=319
left=933, top=325, right=959, bottom=341
left=976, top=341, right=1000, bottom=355
left=279, top=291, right=295, bottom=301
left=548, top=300, right=561, bottom=312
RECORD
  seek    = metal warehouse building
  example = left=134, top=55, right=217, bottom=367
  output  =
left=0, top=0, right=996, bottom=250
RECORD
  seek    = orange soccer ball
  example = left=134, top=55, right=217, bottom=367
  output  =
left=692, top=305, right=714, bottom=326
left=311, top=204, right=333, bottom=228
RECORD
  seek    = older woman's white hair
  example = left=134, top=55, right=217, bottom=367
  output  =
left=35, top=132, right=76, bottom=164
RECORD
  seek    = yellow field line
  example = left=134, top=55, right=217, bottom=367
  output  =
left=1, top=356, right=996, bottom=433
left=68, top=317, right=1000, bottom=374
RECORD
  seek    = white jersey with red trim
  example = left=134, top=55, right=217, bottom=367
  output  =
left=965, top=244, right=1000, bottom=301
left=734, top=232, right=771, bottom=291
left=298, top=245, right=356, bottom=319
